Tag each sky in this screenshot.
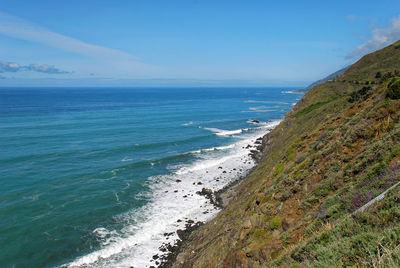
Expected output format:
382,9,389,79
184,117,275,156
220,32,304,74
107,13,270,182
0,0,399,87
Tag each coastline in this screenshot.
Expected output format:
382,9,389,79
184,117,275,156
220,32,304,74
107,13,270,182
156,130,273,268
61,119,286,268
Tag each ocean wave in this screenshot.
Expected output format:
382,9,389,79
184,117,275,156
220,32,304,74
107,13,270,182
189,144,235,154
202,127,243,136
246,119,278,126
281,90,304,94
121,157,133,162
182,121,193,126
248,106,276,112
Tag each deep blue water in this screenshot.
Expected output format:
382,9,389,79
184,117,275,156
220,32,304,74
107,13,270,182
0,87,302,268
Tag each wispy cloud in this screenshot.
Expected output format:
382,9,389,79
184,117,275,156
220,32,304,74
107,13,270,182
0,60,69,74
347,16,400,59
0,11,136,60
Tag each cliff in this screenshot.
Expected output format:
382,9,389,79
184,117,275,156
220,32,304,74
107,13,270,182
172,40,400,267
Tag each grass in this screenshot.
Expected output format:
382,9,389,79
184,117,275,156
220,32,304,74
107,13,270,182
293,101,331,118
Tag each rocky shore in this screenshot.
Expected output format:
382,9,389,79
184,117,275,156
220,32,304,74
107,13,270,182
149,129,272,268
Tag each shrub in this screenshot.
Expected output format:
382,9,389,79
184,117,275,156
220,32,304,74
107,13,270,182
269,216,282,230
387,77,400,99
348,86,372,103
253,227,267,240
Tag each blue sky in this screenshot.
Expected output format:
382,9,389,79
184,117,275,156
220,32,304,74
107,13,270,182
0,0,399,86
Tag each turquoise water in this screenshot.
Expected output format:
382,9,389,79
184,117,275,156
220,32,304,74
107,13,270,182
0,87,302,268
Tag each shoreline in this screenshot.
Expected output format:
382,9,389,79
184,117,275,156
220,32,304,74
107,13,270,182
156,133,271,268
62,121,280,268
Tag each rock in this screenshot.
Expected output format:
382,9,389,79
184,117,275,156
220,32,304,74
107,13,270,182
177,219,182,222
174,190,178,193
176,229,184,238
251,119,260,123
152,254,159,260
197,188,213,196
176,179,182,183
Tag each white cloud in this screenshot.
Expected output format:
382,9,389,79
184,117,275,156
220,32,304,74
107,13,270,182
0,60,69,74
0,60,20,72
347,16,400,59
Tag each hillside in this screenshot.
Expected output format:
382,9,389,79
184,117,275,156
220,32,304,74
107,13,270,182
299,66,349,93
172,40,400,267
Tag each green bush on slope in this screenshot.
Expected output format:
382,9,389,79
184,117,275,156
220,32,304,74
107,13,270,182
387,77,400,99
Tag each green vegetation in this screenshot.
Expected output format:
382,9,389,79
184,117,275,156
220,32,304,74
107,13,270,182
293,101,331,117
287,187,400,267
172,40,400,268
348,86,372,103
387,77,400,99
269,216,282,230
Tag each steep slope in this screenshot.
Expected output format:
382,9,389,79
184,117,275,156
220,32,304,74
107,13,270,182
172,40,400,267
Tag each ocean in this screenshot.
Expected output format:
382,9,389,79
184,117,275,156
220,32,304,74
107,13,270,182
0,87,302,268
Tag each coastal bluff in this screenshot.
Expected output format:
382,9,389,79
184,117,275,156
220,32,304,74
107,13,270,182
171,40,400,267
